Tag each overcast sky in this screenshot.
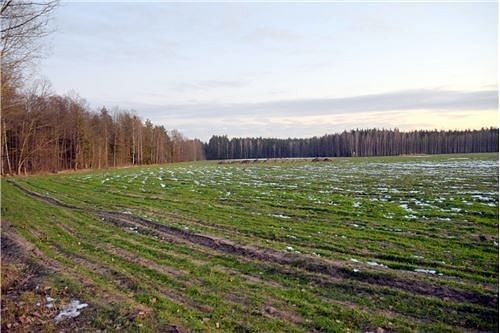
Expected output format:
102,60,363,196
40,2,497,141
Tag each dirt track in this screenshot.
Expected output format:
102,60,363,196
9,180,498,308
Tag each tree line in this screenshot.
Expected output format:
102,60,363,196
1,84,205,175
204,128,499,160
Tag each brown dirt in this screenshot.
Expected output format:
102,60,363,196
1,222,184,332
8,181,80,210
263,305,303,325
1,223,59,332
1,224,116,331
49,242,213,314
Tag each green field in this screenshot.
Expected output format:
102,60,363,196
1,153,498,332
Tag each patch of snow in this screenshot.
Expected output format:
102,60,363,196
400,203,414,212
126,226,138,233
415,268,436,274
367,261,387,268
54,299,88,323
272,214,291,219
471,195,493,202
45,296,55,308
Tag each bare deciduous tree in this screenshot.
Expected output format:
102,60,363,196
0,86,204,174
1,0,58,86
1,0,58,174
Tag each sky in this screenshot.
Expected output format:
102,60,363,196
39,1,498,141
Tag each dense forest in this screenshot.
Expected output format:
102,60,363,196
204,128,499,160
1,84,205,175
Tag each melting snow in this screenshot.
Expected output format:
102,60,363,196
54,299,88,323
415,269,436,275
273,214,291,219
471,195,493,202
367,261,387,268
126,226,138,233
46,296,55,308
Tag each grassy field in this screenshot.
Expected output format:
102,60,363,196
1,153,498,332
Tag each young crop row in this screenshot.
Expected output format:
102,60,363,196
1,153,498,332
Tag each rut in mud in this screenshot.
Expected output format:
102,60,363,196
10,180,498,308
2,221,188,332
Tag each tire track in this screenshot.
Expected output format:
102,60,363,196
10,180,498,309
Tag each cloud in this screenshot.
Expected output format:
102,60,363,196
133,88,498,120
101,88,496,140
348,15,397,34
168,80,249,92
243,27,302,43
54,3,186,62
147,109,498,141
